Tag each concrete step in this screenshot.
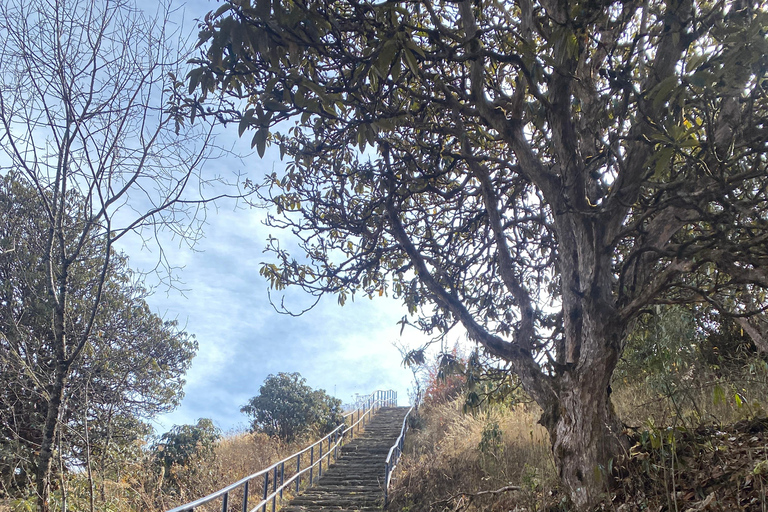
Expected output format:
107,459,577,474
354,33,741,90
281,406,410,511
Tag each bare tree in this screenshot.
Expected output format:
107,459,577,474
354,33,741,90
0,0,245,509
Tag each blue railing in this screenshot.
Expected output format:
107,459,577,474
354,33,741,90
383,392,420,507
166,389,397,512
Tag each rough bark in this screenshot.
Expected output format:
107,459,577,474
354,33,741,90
541,352,627,508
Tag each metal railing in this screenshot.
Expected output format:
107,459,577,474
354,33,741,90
166,389,397,512
383,393,420,507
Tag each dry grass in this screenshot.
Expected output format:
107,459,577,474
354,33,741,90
153,430,293,512
9,430,314,512
613,364,768,431
388,397,559,512
387,356,768,512
4,415,375,512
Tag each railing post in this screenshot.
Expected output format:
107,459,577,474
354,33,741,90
272,466,277,512
296,453,301,492
262,473,268,512
309,446,314,485
162,390,402,512
319,439,323,477
384,465,389,506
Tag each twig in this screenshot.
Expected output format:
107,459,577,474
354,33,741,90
432,484,522,511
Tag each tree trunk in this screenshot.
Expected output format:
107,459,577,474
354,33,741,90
540,346,628,509
36,362,66,512
37,287,69,512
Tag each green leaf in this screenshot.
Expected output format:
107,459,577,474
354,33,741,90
375,40,398,78
651,76,679,110
689,70,716,89
294,86,307,108
404,38,425,58
685,52,707,73
304,80,325,98
264,99,290,111
252,128,268,157
357,127,367,152
403,47,419,75
238,108,255,137
187,68,203,94
653,147,675,177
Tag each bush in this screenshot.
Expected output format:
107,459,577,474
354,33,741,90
241,373,343,442
614,305,768,428
154,419,220,475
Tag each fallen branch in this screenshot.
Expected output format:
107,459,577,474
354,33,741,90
432,484,522,512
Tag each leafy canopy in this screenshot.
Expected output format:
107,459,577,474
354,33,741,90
189,0,768,396
188,0,768,506
154,418,221,472
241,372,343,442
0,174,198,494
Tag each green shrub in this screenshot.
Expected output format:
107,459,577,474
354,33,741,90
241,373,343,442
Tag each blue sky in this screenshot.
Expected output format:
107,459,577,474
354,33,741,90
118,0,447,434
124,139,433,434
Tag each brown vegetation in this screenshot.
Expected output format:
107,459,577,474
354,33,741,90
1,430,307,512
387,341,768,512
388,398,559,512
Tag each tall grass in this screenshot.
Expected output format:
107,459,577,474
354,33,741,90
386,328,768,512
388,397,558,512
2,430,313,512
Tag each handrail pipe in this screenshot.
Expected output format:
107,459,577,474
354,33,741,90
383,393,421,507
165,389,397,512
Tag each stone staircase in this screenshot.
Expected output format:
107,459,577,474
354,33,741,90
281,406,410,512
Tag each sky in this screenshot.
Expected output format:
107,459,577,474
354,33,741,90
118,0,446,435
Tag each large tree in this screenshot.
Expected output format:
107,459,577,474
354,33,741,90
188,0,768,507
0,175,197,505
0,0,244,509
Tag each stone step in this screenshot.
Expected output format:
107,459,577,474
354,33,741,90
281,406,410,511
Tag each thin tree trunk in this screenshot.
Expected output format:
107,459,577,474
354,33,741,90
58,426,67,512
84,383,95,512
37,263,69,512
99,406,116,504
